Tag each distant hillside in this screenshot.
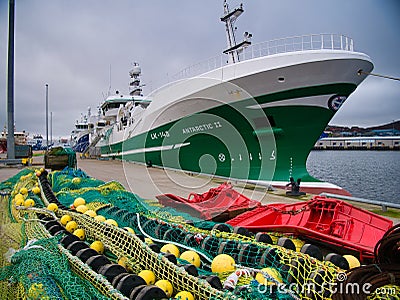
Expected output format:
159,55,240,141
368,120,400,131
326,120,400,136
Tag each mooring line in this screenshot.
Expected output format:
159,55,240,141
358,70,400,81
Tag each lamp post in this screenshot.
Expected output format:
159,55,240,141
6,0,15,159
50,111,53,147
45,84,49,149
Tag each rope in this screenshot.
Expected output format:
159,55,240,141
331,264,400,300
15,206,58,220
332,224,400,300
358,70,400,81
374,223,400,264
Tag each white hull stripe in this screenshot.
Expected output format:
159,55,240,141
246,94,333,110
101,142,190,157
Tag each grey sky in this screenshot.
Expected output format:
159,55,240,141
1,0,399,138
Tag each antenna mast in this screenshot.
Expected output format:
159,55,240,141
108,64,112,96
221,1,252,64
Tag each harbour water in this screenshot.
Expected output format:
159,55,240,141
307,150,400,204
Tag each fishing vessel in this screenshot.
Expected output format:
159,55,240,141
0,126,28,154
70,107,104,153
70,110,90,152
96,1,373,195
27,134,45,151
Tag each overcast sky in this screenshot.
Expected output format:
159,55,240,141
1,0,399,138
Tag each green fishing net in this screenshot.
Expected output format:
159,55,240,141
0,168,33,192
1,167,398,299
0,236,109,300
49,168,342,299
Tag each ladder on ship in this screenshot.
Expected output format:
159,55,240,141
81,134,102,158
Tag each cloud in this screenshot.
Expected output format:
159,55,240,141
1,0,399,138
331,77,400,127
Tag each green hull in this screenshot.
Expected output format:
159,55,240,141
100,83,356,185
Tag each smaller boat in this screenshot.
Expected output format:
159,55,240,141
27,134,45,151
156,182,261,222
0,126,29,154
0,139,5,154
70,107,103,153
227,195,393,261
70,110,91,152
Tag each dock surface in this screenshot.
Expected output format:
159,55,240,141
74,158,293,205
1,155,399,223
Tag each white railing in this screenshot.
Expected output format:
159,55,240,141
169,34,354,82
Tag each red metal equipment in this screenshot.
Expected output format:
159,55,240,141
227,195,393,261
156,182,261,221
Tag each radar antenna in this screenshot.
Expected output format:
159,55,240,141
129,62,144,96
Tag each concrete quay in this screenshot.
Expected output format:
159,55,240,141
1,155,399,224
0,156,297,204
74,158,296,205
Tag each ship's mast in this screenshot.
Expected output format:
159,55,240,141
221,0,252,64
129,62,143,96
